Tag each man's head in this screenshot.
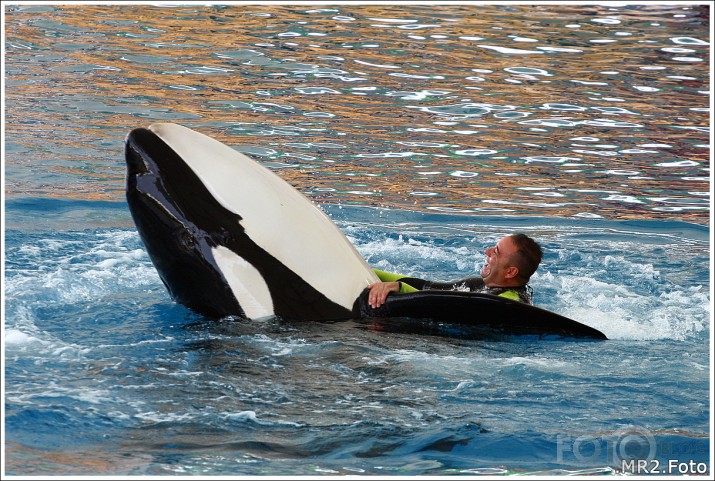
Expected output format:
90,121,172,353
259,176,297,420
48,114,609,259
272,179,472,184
480,233,543,287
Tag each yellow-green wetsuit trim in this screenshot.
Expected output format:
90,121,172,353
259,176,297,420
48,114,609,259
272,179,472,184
496,290,521,302
372,269,419,293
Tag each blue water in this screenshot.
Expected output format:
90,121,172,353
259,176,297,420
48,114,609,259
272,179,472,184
3,2,712,477
4,199,711,476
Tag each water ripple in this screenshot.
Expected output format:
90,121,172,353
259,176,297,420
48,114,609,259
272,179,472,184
3,3,709,226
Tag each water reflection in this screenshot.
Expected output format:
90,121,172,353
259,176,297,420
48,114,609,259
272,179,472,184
4,3,710,223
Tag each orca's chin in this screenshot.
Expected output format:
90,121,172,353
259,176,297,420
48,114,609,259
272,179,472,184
125,128,156,177
126,148,148,177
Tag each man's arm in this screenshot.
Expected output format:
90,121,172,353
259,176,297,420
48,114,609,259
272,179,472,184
372,269,421,293
368,269,421,308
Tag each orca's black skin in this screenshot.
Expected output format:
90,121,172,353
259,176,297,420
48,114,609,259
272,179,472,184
353,289,608,340
125,127,352,320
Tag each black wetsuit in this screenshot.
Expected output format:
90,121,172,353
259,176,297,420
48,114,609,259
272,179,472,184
373,269,533,304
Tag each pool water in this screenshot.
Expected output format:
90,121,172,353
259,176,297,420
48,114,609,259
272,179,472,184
3,3,711,476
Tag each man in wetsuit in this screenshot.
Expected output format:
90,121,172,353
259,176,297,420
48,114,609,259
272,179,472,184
367,233,543,308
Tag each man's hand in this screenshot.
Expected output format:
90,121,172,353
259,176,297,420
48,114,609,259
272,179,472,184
367,281,400,308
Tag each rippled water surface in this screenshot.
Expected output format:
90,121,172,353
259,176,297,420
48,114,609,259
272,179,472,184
4,2,710,221
2,2,712,477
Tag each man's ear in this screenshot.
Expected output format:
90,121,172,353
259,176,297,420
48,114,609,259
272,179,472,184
505,266,520,280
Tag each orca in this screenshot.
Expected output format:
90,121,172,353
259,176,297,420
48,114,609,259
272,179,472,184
125,123,378,320
125,123,607,340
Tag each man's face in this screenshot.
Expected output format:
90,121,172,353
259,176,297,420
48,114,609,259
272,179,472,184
480,236,519,286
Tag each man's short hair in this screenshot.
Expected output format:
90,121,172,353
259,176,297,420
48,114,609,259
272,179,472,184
509,233,543,282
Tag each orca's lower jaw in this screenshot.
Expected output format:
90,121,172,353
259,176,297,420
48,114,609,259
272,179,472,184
124,130,245,319
125,147,148,180
125,128,158,177
127,188,245,319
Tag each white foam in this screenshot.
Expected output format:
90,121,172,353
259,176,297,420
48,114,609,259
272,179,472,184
4,328,39,346
134,411,196,423
501,356,569,370
353,232,484,278
3,307,52,353
226,410,259,422
6,230,160,307
552,276,709,341
5,230,169,364
223,410,303,427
